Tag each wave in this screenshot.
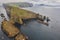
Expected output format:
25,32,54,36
26,0,60,7
34,4,60,7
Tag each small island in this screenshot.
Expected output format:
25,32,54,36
1,4,50,40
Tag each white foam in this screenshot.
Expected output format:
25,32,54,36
0,6,9,21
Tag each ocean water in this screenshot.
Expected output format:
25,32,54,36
0,6,60,40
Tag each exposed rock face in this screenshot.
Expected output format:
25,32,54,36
1,20,20,37
15,33,28,40
1,19,28,40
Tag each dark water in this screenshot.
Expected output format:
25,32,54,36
0,6,60,40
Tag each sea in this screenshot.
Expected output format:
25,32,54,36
0,6,60,40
